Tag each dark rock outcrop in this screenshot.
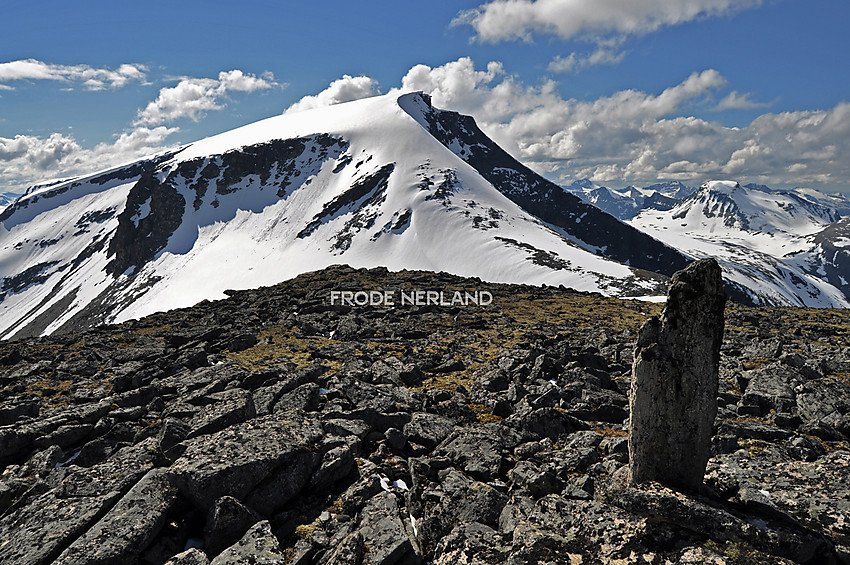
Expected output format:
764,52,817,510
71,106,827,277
629,258,726,491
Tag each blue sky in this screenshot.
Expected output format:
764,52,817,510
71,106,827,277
2,0,850,194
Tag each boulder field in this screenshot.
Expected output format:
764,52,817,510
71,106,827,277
0,265,849,564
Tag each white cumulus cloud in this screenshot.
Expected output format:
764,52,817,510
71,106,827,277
393,57,850,190
1,67,279,192
0,59,147,90
454,0,763,43
0,127,180,193
5,57,849,196
0,133,82,170
548,45,626,73
284,75,381,114
136,70,279,125
713,90,772,111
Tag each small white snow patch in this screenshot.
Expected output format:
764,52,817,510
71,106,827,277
393,479,409,491
130,198,151,227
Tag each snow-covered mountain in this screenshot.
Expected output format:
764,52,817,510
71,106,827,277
744,184,850,218
0,92,690,339
565,180,695,220
0,192,19,213
630,180,850,307
785,218,850,301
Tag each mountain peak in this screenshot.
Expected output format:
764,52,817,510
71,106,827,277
0,93,686,338
701,180,741,196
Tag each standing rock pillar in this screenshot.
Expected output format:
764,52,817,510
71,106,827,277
628,258,726,491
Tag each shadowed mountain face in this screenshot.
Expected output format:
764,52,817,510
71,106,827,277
0,265,847,563
0,92,686,339
407,96,690,277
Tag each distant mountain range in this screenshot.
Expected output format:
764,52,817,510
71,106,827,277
564,178,850,222
629,180,850,307
0,191,20,212
564,179,696,220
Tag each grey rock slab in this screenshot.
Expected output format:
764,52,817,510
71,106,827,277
0,438,160,565
740,368,799,415
418,467,507,556
433,424,520,482
338,461,384,515
385,426,407,451
617,483,836,563
210,520,287,564
187,387,256,439
53,468,177,564
717,419,793,442
507,460,561,498
796,377,850,423
785,435,826,462
164,548,211,565
272,382,320,415
358,491,420,565
706,450,850,555
432,522,509,565
0,490,124,565
0,400,111,466
243,448,321,516
204,495,261,556
507,406,588,442
403,412,454,450
33,422,93,449
322,417,371,440
317,530,364,565
0,398,40,426
309,443,356,489
167,413,323,509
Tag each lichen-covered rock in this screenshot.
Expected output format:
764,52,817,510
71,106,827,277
358,491,421,565
210,520,287,564
0,265,847,564
432,522,509,565
164,548,211,565
629,258,726,491
187,388,256,438
616,482,837,563
53,468,177,564
204,495,261,557
0,438,161,565
167,413,322,510
404,412,454,450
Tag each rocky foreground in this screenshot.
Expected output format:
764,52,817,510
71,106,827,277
1,265,849,564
